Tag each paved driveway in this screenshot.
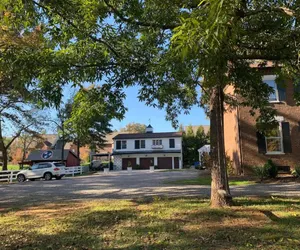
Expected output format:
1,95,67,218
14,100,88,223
1,170,300,207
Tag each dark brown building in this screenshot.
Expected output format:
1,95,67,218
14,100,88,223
224,66,300,174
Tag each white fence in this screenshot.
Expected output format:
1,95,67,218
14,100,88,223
0,171,20,183
0,166,89,183
64,166,89,176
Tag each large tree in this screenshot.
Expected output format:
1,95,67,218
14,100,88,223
120,123,147,133
2,0,300,207
0,91,44,170
183,125,208,166
65,85,126,158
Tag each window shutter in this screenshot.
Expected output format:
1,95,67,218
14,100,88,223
282,122,292,153
277,85,286,101
135,140,140,149
256,131,266,154
116,141,121,150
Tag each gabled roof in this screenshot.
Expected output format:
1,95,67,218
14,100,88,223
26,150,79,161
113,132,183,140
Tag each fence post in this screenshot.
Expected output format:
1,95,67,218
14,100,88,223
9,171,13,183
80,166,83,175
72,168,75,177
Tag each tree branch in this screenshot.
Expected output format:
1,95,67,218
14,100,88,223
5,123,34,150
103,0,179,30
242,6,297,18
32,0,120,58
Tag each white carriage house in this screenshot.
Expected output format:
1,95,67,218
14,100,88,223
112,125,183,170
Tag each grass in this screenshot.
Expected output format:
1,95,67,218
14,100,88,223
0,165,20,171
165,177,257,186
0,197,300,249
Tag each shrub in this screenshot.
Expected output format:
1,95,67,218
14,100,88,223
253,160,278,180
154,165,158,169
264,159,278,178
135,164,140,169
226,155,235,176
253,166,269,181
292,166,300,178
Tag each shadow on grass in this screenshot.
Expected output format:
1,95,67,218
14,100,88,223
1,197,300,250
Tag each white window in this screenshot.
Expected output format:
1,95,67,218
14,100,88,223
121,140,127,149
152,139,162,146
265,124,283,153
263,75,278,102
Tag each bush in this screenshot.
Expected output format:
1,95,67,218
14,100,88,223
265,160,278,178
226,155,235,176
253,166,269,181
135,164,140,169
253,160,278,180
292,166,300,178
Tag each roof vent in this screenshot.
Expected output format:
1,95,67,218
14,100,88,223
146,124,153,133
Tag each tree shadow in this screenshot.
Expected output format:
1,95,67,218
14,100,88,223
1,197,300,249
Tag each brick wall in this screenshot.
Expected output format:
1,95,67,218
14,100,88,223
224,86,242,173
239,78,300,170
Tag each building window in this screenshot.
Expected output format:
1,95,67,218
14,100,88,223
116,141,121,150
152,139,162,146
265,124,283,153
135,140,146,149
263,75,287,102
135,140,140,149
265,80,278,101
121,140,127,149
169,139,175,148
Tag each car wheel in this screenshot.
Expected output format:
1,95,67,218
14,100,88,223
17,174,26,183
44,172,52,181
55,176,62,180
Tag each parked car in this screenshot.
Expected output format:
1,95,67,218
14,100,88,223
17,162,66,182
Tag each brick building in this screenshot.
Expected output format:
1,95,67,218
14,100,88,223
224,65,300,174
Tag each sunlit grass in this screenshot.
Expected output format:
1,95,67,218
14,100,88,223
0,165,20,171
165,177,256,186
1,197,300,249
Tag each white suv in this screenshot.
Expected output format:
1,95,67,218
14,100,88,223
17,162,66,182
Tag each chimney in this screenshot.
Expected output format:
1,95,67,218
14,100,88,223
146,124,153,133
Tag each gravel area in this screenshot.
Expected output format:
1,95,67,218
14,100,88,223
1,169,300,207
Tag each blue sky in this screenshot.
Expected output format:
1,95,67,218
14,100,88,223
3,84,209,137
109,86,209,132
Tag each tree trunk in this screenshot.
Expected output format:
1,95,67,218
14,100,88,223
0,118,7,170
2,147,8,171
210,86,232,207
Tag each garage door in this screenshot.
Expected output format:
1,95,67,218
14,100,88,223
140,158,154,169
158,157,172,169
122,158,136,170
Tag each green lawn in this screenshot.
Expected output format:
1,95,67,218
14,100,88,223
0,165,20,171
0,197,300,249
166,177,257,186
